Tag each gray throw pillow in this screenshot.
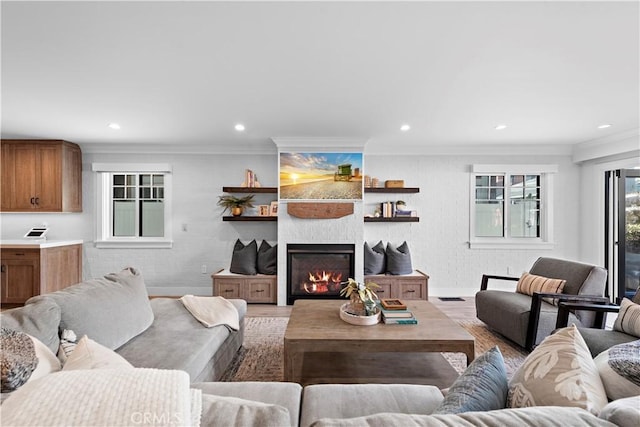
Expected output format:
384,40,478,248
32,267,154,351
364,241,385,275
385,241,412,275
257,241,277,275
0,298,61,355
1,328,38,392
230,239,258,275
434,346,508,414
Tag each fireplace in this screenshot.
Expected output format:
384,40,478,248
287,243,355,305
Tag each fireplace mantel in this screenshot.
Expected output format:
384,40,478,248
287,202,354,219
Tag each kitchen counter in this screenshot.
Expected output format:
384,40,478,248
1,241,83,304
0,239,83,249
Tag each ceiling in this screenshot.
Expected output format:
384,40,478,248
1,1,638,154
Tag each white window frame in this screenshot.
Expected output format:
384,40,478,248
469,164,557,250
92,163,173,248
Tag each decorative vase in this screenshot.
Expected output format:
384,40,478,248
231,207,243,216
349,293,365,315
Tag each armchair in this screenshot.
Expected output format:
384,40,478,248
555,287,640,357
476,257,608,351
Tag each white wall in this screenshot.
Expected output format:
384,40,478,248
3,147,629,299
1,152,278,295
365,153,582,297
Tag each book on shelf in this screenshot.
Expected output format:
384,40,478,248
395,209,417,217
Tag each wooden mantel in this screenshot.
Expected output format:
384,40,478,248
287,202,354,219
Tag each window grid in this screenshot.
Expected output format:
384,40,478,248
474,173,541,239
111,173,165,238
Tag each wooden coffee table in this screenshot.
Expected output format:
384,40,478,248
284,299,475,385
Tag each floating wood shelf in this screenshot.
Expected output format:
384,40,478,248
223,216,277,221
364,187,420,193
364,217,419,222
222,187,277,193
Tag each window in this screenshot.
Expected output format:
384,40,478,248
470,164,556,249
93,163,172,248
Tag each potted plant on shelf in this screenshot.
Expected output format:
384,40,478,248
217,194,255,216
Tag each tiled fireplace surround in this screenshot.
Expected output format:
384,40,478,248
274,138,366,306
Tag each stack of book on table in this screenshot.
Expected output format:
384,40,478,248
378,299,418,324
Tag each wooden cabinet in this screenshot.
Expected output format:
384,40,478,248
364,270,429,300
0,243,82,304
212,269,277,303
1,140,82,212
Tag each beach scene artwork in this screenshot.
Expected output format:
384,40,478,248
279,152,363,200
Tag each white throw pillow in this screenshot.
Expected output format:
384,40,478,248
27,334,61,382
508,325,608,415
62,336,133,371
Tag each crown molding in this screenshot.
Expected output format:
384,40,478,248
364,143,573,156
572,128,640,163
80,141,277,155
271,137,369,151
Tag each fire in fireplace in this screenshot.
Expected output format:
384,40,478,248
287,243,355,304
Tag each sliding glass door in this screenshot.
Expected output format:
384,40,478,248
606,169,640,302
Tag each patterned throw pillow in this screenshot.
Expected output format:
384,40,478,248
508,325,607,415
613,298,640,338
594,339,640,400
364,241,385,275
434,346,508,414
1,328,38,392
230,239,258,275
516,272,566,305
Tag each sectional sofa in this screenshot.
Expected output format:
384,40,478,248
1,267,246,382
1,268,638,426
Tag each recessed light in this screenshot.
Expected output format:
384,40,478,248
235,123,245,132
108,123,121,130
597,124,612,129
494,124,507,130
400,124,411,132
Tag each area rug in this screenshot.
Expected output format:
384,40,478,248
220,317,528,382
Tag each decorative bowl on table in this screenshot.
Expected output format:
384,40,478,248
339,303,381,326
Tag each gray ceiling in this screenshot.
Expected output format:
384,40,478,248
1,1,638,153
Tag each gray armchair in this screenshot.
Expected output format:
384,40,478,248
476,257,608,351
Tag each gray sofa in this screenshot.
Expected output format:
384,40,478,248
0,267,246,382
2,267,637,426
556,287,640,357
191,382,638,426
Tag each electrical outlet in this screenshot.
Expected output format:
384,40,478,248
507,266,513,275
201,264,207,274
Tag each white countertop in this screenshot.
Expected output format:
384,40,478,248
0,239,83,249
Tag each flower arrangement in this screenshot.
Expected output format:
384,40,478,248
340,278,380,315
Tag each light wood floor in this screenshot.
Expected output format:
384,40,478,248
246,297,477,321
